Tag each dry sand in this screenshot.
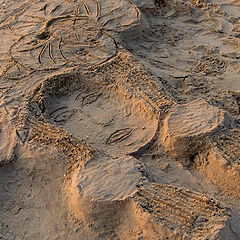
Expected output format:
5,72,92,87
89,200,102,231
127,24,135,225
0,0,240,239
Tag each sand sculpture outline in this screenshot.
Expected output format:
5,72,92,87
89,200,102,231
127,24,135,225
0,0,240,239
24,53,237,239
1,0,140,77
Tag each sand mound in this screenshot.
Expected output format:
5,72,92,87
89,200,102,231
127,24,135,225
67,154,141,238
161,99,233,157
76,155,141,201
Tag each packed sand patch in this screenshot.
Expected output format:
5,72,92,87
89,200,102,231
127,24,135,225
76,155,141,201
67,155,141,238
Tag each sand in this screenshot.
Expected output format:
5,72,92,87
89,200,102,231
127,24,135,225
0,0,240,239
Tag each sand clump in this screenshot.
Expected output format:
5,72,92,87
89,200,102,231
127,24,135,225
161,99,233,157
0,0,240,239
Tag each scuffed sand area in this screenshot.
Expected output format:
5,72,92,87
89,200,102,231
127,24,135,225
0,0,240,239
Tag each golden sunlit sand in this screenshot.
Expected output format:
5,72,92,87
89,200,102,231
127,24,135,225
0,0,240,239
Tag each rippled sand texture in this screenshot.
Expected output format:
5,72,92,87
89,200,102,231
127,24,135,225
0,0,240,239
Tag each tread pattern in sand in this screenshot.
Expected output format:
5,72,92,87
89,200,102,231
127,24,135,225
195,129,240,197
134,183,232,239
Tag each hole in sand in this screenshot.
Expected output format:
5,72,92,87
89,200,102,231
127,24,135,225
35,31,50,40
